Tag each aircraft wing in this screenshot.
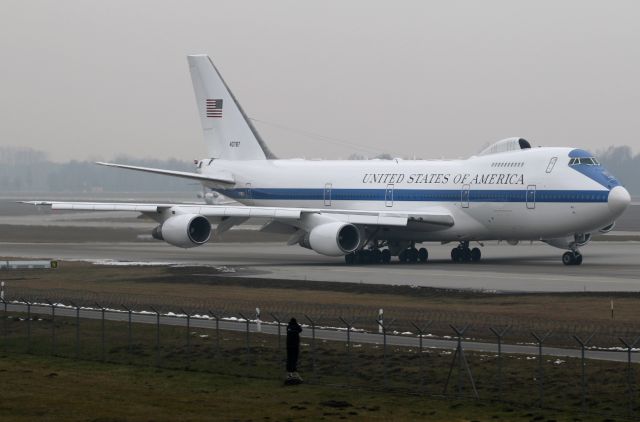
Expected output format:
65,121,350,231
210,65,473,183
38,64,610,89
21,201,454,227
95,162,235,186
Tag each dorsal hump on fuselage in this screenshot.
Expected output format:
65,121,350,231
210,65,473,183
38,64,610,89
478,137,532,156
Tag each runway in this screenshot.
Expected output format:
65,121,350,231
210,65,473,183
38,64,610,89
2,240,640,293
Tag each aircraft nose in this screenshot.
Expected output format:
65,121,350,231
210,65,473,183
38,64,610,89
608,186,631,217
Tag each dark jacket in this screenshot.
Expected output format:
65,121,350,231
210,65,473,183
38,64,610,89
286,319,302,348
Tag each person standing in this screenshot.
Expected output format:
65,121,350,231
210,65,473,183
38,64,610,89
285,317,303,383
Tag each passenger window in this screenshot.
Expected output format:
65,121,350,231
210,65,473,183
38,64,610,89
546,157,558,173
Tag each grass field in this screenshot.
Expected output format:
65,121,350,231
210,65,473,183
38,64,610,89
3,261,640,348
1,306,638,420
1,262,640,420
3,353,611,422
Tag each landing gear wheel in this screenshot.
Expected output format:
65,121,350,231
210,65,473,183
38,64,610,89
562,251,575,265
575,253,583,265
398,250,408,263
345,253,355,265
418,248,428,263
381,249,391,264
470,247,481,262
408,248,419,263
373,249,383,264
451,248,463,263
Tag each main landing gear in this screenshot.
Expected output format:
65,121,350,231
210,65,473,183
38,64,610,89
562,250,583,266
344,242,429,265
398,247,429,264
450,242,482,263
344,248,392,265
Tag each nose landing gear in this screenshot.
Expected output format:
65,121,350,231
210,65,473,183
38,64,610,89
562,251,583,265
450,242,482,263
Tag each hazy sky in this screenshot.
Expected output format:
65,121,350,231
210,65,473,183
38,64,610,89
1,0,639,162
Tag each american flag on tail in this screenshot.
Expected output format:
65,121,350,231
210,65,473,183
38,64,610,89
206,99,223,118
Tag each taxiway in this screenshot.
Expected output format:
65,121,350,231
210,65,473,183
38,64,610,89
2,241,639,293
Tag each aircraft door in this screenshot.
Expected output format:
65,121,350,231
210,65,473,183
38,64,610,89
461,184,470,208
526,185,536,209
385,184,394,207
245,183,253,205
324,183,332,206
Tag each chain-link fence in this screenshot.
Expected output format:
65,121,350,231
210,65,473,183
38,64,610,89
1,298,639,420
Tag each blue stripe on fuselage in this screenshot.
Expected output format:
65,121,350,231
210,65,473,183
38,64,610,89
220,188,608,203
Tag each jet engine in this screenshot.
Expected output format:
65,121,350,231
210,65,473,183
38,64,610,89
542,233,592,250
152,214,211,248
299,222,360,256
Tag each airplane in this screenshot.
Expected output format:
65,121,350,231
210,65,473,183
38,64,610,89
25,54,631,266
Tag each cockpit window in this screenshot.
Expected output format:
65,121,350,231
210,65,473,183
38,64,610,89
569,157,599,166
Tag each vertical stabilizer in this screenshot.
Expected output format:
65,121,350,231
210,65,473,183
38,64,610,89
188,54,275,160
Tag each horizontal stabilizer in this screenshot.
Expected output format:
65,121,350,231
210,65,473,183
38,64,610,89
96,162,235,186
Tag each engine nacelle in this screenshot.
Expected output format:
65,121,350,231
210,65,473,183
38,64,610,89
542,233,592,250
599,222,615,234
300,222,360,256
152,214,211,248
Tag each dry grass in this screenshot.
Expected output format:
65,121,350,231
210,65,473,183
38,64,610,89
2,353,603,422
1,311,634,422
3,261,640,347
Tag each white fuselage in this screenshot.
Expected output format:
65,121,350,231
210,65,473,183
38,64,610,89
198,147,627,243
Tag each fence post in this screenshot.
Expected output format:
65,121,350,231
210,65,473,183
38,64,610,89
208,311,220,356
411,321,433,393
270,313,282,352
45,299,56,356
70,301,80,359
122,305,133,355
304,314,317,382
180,308,191,368
20,298,31,354
238,312,251,369
270,312,283,370
531,331,552,408
150,306,160,367
339,317,357,386
572,332,595,414
489,325,511,401
619,336,640,419
1,299,7,352
443,324,478,398
377,318,395,389
95,302,106,362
